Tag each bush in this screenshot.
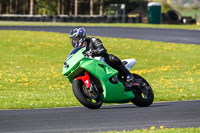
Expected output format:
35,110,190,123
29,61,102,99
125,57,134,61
161,2,173,13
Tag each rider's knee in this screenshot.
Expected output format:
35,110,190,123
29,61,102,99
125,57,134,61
109,54,121,64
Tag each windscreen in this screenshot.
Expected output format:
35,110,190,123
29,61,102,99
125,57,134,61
66,47,82,62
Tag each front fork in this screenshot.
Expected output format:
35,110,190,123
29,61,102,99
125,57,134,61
75,71,91,88
75,71,99,100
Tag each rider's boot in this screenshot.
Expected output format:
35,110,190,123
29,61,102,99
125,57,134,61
126,74,134,83
125,74,134,87
126,74,139,87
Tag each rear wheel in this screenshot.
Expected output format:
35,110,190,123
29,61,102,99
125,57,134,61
72,79,102,109
131,74,154,107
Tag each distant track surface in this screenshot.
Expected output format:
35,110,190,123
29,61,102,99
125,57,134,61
0,26,200,44
0,101,200,133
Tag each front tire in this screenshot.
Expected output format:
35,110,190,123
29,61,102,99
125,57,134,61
72,79,102,109
131,74,154,107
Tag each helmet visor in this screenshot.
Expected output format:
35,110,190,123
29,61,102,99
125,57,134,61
71,36,81,44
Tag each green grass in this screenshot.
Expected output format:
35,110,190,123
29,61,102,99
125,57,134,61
0,21,200,30
0,30,200,109
179,9,200,19
97,127,200,133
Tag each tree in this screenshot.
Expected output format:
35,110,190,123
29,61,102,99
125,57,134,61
30,0,34,15
74,0,78,16
15,0,19,14
0,2,2,14
23,0,29,14
57,0,60,15
99,0,103,16
61,0,65,15
90,0,93,16
35,0,57,15
9,0,13,13
69,0,73,16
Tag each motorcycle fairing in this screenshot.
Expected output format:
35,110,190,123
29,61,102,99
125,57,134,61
63,47,135,103
79,58,135,103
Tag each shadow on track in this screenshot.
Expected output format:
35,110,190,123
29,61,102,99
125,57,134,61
100,104,170,110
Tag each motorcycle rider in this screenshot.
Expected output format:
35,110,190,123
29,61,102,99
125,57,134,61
69,27,134,85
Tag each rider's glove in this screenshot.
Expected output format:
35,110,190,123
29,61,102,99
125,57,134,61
85,50,98,57
91,50,98,56
85,50,93,57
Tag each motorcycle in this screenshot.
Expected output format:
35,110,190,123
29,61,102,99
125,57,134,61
63,47,154,109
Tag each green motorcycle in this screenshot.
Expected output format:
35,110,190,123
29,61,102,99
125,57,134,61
63,47,154,109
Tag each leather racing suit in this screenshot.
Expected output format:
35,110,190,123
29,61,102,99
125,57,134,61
84,37,131,78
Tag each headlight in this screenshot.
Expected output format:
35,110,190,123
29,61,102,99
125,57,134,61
64,62,69,68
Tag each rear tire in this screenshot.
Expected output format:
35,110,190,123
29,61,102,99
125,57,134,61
131,74,154,107
72,79,102,109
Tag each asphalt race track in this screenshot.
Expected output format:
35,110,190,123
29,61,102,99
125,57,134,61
0,26,200,44
0,101,200,133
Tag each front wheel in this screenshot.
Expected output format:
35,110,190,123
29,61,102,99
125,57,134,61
72,79,102,109
131,74,154,107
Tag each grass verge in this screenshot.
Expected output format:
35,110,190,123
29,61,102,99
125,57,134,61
97,127,200,133
0,30,199,109
0,21,200,30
